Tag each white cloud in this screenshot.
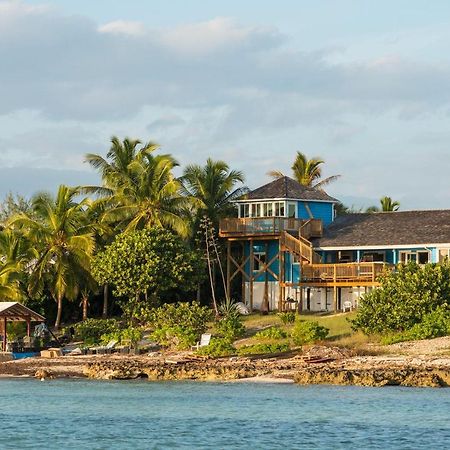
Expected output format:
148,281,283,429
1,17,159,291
99,20,146,37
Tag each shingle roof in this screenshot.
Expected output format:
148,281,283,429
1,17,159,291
313,210,450,248
244,176,339,202
0,302,45,321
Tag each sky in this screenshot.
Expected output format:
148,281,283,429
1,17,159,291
1,0,450,209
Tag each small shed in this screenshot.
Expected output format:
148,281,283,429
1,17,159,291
0,302,45,351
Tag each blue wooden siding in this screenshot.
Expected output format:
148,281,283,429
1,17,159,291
297,201,334,226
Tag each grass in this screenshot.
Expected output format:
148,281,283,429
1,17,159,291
242,311,356,339
240,311,386,354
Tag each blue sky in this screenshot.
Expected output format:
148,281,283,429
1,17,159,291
1,0,450,209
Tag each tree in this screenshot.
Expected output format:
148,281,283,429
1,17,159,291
182,158,246,229
380,196,400,212
85,136,193,237
8,185,96,329
0,193,32,226
352,262,450,334
91,228,204,318
365,196,400,213
268,151,340,188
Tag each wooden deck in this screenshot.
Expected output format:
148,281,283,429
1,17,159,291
219,217,322,238
295,262,393,287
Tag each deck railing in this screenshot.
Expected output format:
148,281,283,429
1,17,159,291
219,217,323,237
301,262,392,284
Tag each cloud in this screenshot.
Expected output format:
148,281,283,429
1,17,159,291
98,20,146,37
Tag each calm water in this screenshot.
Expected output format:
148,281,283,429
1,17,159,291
0,379,449,449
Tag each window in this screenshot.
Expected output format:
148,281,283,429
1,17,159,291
287,202,296,218
362,251,385,262
400,251,430,264
239,204,250,218
253,251,266,272
263,202,273,217
250,203,261,217
274,201,285,217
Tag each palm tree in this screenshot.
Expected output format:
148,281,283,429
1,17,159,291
84,136,158,196
268,151,340,189
380,196,400,212
0,229,36,301
366,196,400,213
102,152,194,236
8,185,96,329
181,158,246,228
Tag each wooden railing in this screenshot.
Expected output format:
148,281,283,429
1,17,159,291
219,217,306,236
299,219,323,239
301,262,392,284
280,231,312,262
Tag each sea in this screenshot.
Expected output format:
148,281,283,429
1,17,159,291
0,379,449,449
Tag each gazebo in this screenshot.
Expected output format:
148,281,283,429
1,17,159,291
0,302,45,351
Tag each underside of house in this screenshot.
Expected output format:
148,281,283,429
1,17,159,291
219,176,450,313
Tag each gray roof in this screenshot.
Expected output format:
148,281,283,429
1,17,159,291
244,176,339,203
313,210,450,248
0,302,45,321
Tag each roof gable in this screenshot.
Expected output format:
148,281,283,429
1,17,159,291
313,210,450,248
244,176,338,203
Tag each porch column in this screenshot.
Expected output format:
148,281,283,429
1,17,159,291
393,250,397,265
357,250,361,262
249,239,254,312
2,317,6,352
27,318,31,337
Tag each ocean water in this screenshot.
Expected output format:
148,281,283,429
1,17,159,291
0,379,449,449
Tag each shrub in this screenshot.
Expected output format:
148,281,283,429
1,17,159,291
151,326,198,350
73,318,120,345
278,312,296,324
147,302,213,336
237,342,290,356
197,337,236,358
353,262,450,334
215,316,246,341
100,327,143,346
381,307,450,344
291,321,329,346
255,326,287,339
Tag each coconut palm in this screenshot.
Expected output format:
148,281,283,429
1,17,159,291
102,152,195,237
181,158,247,228
268,151,340,189
84,136,158,196
8,185,96,329
380,196,400,212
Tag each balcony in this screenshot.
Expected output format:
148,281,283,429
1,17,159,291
299,262,393,286
219,217,322,238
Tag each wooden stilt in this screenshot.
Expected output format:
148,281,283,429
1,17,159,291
249,239,254,312
261,242,269,314
333,285,338,313
241,242,246,306
278,247,284,311
226,241,231,302
26,318,31,337
3,317,6,352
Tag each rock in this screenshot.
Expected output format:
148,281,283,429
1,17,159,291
35,369,53,380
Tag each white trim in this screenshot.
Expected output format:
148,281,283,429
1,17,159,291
235,197,338,204
315,243,450,251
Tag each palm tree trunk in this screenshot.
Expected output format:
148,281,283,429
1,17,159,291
82,294,89,321
55,294,63,329
102,284,108,318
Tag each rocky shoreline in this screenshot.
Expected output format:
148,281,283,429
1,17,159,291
1,347,450,388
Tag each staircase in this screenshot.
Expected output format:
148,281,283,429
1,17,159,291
279,230,321,264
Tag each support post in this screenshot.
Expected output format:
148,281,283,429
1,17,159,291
261,242,270,314
226,240,231,302
249,239,254,312
278,248,285,311
241,242,246,306
3,317,6,352
333,285,338,313
26,318,31,337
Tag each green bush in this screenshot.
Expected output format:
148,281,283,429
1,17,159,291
291,321,329,346
197,337,236,358
255,326,287,339
151,326,198,350
73,318,120,345
278,312,296,324
147,302,213,336
237,342,290,356
381,307,450,344
353,262,450,334
100,327,143,346
215,316,246,341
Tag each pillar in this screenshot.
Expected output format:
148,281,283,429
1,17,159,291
3,317,6,352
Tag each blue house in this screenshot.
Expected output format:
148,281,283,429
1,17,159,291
219,176,450,313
